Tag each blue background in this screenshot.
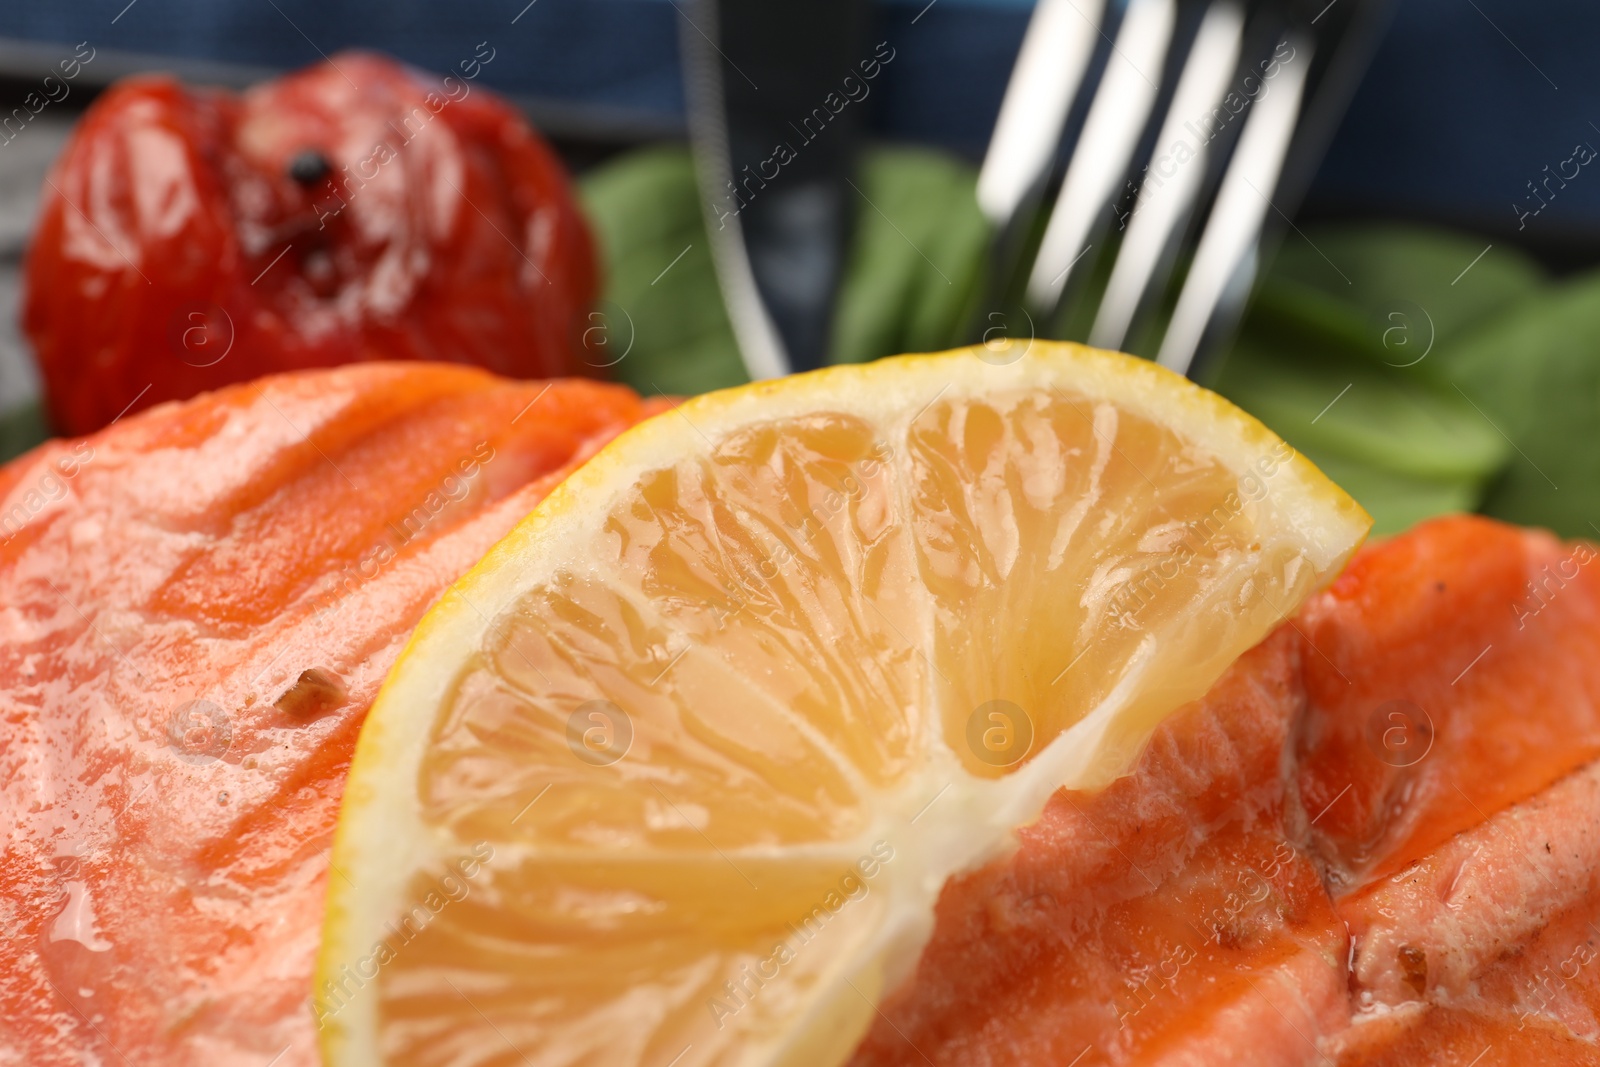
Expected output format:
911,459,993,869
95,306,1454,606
2,0,1597,251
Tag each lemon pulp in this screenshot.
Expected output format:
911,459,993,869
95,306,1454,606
318,343,1369,1067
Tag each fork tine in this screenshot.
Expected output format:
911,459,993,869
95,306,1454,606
976,0,1106,229
1024,0,1177,315
1155,29,1312,374
1087,1,1246,353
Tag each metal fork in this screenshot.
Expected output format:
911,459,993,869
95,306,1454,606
973,0,1393,379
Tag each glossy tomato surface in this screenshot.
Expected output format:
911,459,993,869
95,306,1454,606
24,51,598,436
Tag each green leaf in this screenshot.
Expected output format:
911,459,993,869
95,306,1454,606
578,147,747,397
1206,225,1556,534
1267,224,1545,349
1213,278,1509,533
0,400,49,464
1300,448,1484,536
578,144,988,395
1421,268,1600,539
829,147,988,363
1217,328,1505,482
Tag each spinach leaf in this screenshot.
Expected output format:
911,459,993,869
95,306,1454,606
0,400,47,464
1214,260,1510,533
829,147,988,363
579,147,747,397
1421,269,1600,538
1268,224,1545,348
580,145,988,395
1217,308,1505,484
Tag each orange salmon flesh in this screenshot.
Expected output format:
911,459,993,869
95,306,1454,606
0,365,1595,1066
852,514,1600,1066
0,364,661,1064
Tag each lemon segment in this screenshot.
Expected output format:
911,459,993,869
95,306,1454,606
318,342,1369,1067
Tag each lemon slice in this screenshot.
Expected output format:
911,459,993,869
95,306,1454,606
317,342,1369,1066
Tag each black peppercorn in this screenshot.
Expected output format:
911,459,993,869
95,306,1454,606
287,148,332,184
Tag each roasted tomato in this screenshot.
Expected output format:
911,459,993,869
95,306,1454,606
23,51,598,436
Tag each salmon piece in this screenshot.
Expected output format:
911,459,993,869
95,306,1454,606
1293,516,1600,1063
1336,1004,1600,1067
1333,894,1600,1066
1294,515,1600,888
8,397,1600,1067
851,515,1600,1067
1339,758,1600,1008
848,630,1352,1066
0,365,654,1065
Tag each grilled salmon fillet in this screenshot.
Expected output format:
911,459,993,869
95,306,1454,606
1,361,1594,1067
0,365,657,1065
853,516,1600,1066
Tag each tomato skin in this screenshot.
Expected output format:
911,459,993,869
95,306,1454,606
23,51,599,436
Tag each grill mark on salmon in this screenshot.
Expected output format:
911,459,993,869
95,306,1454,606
0,365,654,1066
1343,758,1600,1007
1332,893,1600,1064
856,516,1600,1066
1295,517,1600,890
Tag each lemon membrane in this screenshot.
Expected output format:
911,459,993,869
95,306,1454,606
318,342,1370,1067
